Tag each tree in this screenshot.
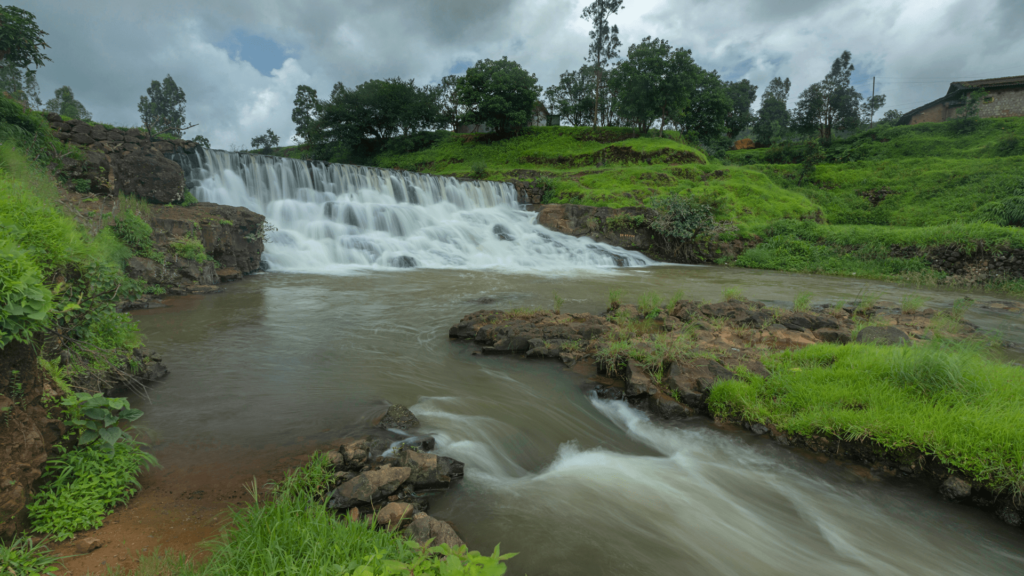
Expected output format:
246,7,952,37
580,0,623,128
752,77,791,146
608,37,698,135
251,129,280,154
192,134,211,148
323,77,440,143
792,51,863,141
722,79,757,137
0,6,50,70
675,68,731,144
291,84,320,143
138,75,192,138
44,85,90,120
544,65,596,127
0,62,39,107
949,89,986,134
878,109,903,126
437,74,466,130
860,94,886,127
455,57,541,135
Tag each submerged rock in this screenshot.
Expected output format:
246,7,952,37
379,405,420,430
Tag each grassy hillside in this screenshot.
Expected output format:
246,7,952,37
374,119,1024,293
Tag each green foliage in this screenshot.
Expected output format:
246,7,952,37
218,219,233,226
169,235,211,264
792,51,864,140
900,294,926,314
0,535,62,576
62,392,144,450
111,210,154,255
544,65,597,127
192,455,514,576
949,90,986,135
250,129,280,154
649,195,715,242
470,160,487,178
552,291,564,313
608,36,699,135
793,292,813,312
192,134,211,148
723,79,758,137
43,85,90,121
456,57,541,135
138,75,188,138
0,241,52,347
180,190,198,207
668,288,686,309
708,341,1024,497
0,5,51,70
637,291,662,318
28,439,157,541
721,287,743,301
608,288,624,309
753,77,792,146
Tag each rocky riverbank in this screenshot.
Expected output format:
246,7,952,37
449,295,1024,529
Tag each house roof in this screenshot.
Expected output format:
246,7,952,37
899,75,1024,125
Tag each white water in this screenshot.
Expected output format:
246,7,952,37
174,149,652,273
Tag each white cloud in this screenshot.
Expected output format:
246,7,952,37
24,0,1024,148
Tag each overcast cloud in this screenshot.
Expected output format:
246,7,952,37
22,0,1024,148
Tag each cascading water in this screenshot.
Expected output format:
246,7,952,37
174,149,652,273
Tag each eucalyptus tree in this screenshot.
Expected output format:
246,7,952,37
580,0,624,128
138,75,192,138
44,85,90,120
722,79,758,137
792,51,863,140
752,77,791,146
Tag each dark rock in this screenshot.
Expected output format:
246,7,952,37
398,449,464,488
526,338,563,358
855,326,910,345
997,505,1022,527
594,385,625,400
339,437,370,467
389,255,417,268
492,224,515,241
624,360,658,397
216,267,243,282
376,502,415,531
46,112,62,122
70,132,96,146
814,328,852,344
939,476,972,500
646,393,693,420
664,360,736,407
328,466,411,509
379,405,419,430
403,512,466,549
749,423,769,435
112,154,184,204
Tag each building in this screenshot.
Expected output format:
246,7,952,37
455,102,554,133
899,75,1024,125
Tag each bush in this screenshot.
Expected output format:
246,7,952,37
169,236,211,263
649,195,715,242
470,160,487,178
111,210,154,255
0,241,52,347
180,190,198,207
27,439,157,541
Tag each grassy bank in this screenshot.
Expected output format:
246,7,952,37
708,341,1024,497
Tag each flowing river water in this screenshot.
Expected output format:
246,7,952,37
130,151,1024,575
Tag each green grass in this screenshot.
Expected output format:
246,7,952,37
0,535,63,575
708,341,1024,496
27,439,157,541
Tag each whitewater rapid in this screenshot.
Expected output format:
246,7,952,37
174,149,652,274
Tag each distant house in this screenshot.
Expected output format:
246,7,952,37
899,75,1024,125
455,101,553,133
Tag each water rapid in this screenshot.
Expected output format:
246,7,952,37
174,149,651,273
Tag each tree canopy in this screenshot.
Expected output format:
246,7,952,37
0,62,39,107
456,57,541,135
44,85,90,120
792,51,863,140
251,129,280,154
0,5,50,70
723,79,758,137
580,0,623,128
544,65,596,127
675,68,731,144
752,77,791,146
608,37,698,135
138,75,189,138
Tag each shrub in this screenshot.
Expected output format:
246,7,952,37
552,291,564,313
169,236,211,264
111,210,154,255
470,160,487,178
722,287,743,301
649,195,715,243
0,241,52,347
793,292,813,312
180,190,198,207
28,439,157,541
608,288,625,309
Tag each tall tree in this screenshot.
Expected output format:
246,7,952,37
437,74,467,131
544,65,596,127
0,62,39,107
291,84,320,144
676,68,731,144
0,5,50,70
608,37,698,135
860,93,886,127
138,75,190,138
251,129,280,154
792,50,863,140
455,57,541,135
878,109,903,126
722,79,757,137
44,85,90,120
580,0,623,128
752,76,791,146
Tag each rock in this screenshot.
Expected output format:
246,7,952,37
403,513,466,550
664,360,736,407
624,360,658,397
814,328,851,344
492,224,515,241
325,450,346,469
46,112,62,122
338,437,370,467
749,422,769,435
646,393,693,420
399,448,465,488
855,326,910,345
347,507,360,522
376,502,415,531
379,405,419,430
75,537,103,554
111,153,184,204
939,476,972,500
70,132,96,146
327,466,412,509
216,266,243,282
997,505,1022,527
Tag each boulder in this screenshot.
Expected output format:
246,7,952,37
855,326,909,345
111,153,184,204
814,328,851,344
379,405,419,430
376,502,415,531
327,466,411,509
338,437,370,467
216,267,243,282
398,449,464,488
664,360,735,407
645,393,693,420
74,537,103,554
403,513,466,549
939,476,972,500
623,360,658,397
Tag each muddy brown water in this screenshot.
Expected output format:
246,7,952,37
129,265,1024,575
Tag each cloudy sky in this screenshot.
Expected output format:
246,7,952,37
24,0,1024,149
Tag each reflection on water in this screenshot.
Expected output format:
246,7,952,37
133,265,1024,575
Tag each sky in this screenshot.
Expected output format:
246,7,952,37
22,0,1024,149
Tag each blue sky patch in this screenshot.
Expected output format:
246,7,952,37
217,30,290,76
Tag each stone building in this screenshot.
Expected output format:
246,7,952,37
899,76,1024,125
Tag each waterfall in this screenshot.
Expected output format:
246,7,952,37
173,149,653,273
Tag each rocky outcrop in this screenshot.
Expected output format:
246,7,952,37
0,343,65,539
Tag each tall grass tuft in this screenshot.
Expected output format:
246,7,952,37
721,287,743,302
793,292,813,312
608,288,625,310
900,294,926,314
637,291,663,318
552,291,564,314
